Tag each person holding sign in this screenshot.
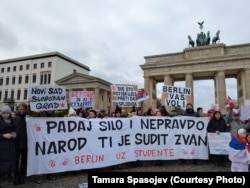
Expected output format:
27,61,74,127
145,106,154,116
114,106,122,117
154,110,165,166
159,105,170,117
27,99,70,184
179,103,199,165
197,107,206,117
207,110,230,167
87,109,97,119
182,103,198,117
170,109,177,117
77,107,88,118
97,109,107,119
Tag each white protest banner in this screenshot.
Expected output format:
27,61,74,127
162,85,191,108
245,100,250,106
207,132,231,155
28,85,68,111
110,84,138,107
26,116,209,176
70,91,94,108
210,104,219,111
240,105,250,121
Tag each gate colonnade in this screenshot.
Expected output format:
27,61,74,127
140,43,250,114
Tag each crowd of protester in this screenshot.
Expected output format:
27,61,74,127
1,100,250,187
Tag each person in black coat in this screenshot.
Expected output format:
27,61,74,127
0,105,18,187
182,103,198,117
159,105,170,116
14,102,28,185
207,110,230,166
179,103,199,165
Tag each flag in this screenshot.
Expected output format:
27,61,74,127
228,136,250,172
136,89,149,102
225,96,234,108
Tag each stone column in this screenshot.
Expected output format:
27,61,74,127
185,73,193,105
103,90,108,110
164,75,173,85
149,77,154,107
236,71,243,107
150,78,157,110
143,76,156,111
244,69,250,100
215,71,226,113
238,69,250,107
143,76,150,112
94,87,100,109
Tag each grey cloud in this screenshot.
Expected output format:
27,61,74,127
0,0,249,112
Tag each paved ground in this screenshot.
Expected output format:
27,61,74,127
0,160,231,188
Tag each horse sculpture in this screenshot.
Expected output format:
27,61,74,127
188,35,195,47
196,32,207,46
212,30,220,44
206,31,210,45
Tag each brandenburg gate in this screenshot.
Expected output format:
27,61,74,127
140,43,250,113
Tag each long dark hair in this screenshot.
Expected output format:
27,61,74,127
210,110,221,120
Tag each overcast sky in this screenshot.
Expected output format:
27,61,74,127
1,0,250,112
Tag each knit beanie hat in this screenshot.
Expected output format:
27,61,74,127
238,128,246,135
1,105,11,114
